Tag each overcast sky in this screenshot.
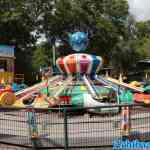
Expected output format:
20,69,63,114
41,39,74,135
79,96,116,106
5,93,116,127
128,0,150,21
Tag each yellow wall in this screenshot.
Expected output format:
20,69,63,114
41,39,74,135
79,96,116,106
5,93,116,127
0,72,14,84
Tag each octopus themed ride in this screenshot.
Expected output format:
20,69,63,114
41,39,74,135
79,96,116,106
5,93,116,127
0,32,149,113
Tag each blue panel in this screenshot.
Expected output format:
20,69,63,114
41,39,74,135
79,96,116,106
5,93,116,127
91,55,100,74
0,45,14,57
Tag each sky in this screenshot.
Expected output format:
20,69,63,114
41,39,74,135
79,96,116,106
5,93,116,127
128,0,150,21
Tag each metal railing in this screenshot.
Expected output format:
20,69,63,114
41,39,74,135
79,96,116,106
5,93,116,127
0,104,149,149
15,74,24,83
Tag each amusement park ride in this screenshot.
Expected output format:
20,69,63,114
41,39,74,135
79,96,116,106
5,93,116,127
0,32,149,113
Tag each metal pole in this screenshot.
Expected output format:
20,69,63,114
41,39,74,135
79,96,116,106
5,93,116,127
27,107,42,149
52,45,56,67
46,78,49,96
64,108,69,150
128,106,131,135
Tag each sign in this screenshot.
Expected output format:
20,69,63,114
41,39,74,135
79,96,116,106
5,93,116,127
0,45,14,57
113,139,150,149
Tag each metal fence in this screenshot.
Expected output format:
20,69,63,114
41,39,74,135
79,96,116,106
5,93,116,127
0,104,149,149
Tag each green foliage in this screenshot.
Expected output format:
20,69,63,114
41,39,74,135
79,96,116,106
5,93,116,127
0,0,35,46
136,21,150,39
111,40,140,74
42,0,129,58
0,0,37,83
135,37,150,58
32,43,52,70
33,47,48,69
134,21,150,59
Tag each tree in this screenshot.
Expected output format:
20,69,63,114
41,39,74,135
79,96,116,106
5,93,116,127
40,0,130,57
32,43,53,70
0,0,37,84
135,37,150,58
0,0,35,47
136,21,150,39
134,21,150,59
27,0,135,74
110,39,140,75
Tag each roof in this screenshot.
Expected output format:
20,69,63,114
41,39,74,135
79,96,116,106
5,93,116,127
138,59,150,63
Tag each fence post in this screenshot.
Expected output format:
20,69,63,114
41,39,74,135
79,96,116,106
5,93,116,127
64,108,69,150
121,106,131,139
27,107,42,149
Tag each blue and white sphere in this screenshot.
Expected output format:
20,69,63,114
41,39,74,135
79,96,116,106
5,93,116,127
69,32,88,52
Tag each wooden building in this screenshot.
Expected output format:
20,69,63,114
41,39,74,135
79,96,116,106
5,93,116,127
0,45,15,84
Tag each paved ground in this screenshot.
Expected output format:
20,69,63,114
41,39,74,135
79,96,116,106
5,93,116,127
0,144,31,150
0,144,112,150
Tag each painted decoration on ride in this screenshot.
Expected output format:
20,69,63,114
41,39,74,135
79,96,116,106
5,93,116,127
121,106,130,136
134,93,150,104
56,53,102,75
69,32,88,52
0,45,14,57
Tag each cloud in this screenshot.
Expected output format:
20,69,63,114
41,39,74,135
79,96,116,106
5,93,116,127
128,0,150,21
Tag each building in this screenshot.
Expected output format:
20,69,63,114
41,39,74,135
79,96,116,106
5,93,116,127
137,59,150,80
0,45,15,84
